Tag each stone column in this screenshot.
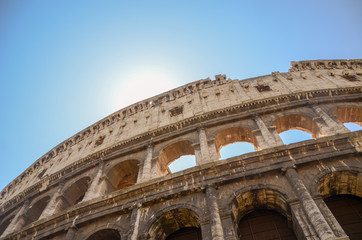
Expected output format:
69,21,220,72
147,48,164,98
283,167,335,240
315,197,348,239
141,145,153,182
198,128,217,163
128,204,142,240
82,162,105,202
253,116,283,149
136,163,144,183
312,105,349,137
193,144,204,166
65,224,77,240
207,139,219,162
220,211,237,240
206,186,224,240
1,200,29,237
39,182,64,219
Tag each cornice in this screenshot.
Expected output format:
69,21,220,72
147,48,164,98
289,59,362,72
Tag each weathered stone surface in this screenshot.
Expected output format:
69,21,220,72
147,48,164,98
0,59,361,240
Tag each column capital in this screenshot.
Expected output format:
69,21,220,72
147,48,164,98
281,164,297,175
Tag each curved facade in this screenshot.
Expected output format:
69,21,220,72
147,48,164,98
0,59,362,240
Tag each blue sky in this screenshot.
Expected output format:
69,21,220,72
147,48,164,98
1,0,361,190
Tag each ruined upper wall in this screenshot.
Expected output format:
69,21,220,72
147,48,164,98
1,59,362,203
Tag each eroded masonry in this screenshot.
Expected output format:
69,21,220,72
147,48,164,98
1,59,362,240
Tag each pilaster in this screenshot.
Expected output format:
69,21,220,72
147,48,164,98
128,204,142,240
253,116,283,149
82,161,105,202
283,166,335,240
141,145,153,182
1,200,29,237
39,182,65,219
205,186,224,240
312,105,349,137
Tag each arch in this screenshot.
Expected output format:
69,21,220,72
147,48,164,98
23,196,51,226
80,222,126,240
214,127,258,159
231,188,291,224
158,141,195,175
238,209,297,240
274,114,318,136
333,107,362,126
148,208,201,240
60,176,91,210
317,171,362,199
317,170,362,239
85,229,121,240
231,188,296,239
105,159,139,192
324,195,362,240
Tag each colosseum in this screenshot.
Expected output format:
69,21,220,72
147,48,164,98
0,59,361,240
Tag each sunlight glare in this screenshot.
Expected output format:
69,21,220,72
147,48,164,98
112,65,178,110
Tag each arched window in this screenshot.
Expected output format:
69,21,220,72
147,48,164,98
318,171,362,239
239,209,297,240
158,141,196,175
149,208,201,240
324,195,362,240
86,229,121,240
274,114,315,144
214,127,257,160
232,189,296,240
106,160,139,192
23,196,51,226
60,177,90,210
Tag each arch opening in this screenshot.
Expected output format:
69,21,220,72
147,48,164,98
158,141,195,175
274,114,317,144
324,195,362,240
214,127,257,160
279,129,313,145
232,189,296,239
166,227,201,240
23,196,50,226
148,208,201,240
106,159,139,192
168,155,196,173
85,229,121,240
60,177,90,211
239,209,297,240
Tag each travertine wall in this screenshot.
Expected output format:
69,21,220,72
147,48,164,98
0,59,361,240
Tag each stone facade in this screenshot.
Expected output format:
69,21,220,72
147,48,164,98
0,59,361,240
